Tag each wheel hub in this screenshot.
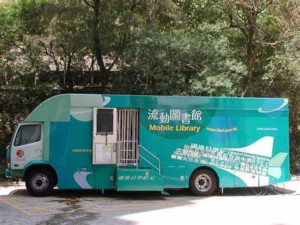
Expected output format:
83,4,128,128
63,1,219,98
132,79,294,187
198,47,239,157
199,180,205,185
36,180,43,186
195,174,212,192
31,174,49,191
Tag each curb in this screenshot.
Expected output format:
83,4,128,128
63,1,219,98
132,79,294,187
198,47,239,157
0,180,25,188
291,176,300,181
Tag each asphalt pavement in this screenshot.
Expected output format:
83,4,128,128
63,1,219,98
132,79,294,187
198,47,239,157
0,179,300,225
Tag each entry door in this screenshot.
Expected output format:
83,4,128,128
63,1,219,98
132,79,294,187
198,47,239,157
11,123,43,169
117,109,139,166
92,108,117,164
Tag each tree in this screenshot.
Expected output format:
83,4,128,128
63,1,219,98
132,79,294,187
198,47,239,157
83,0,144,92
223,0,300,96
262,32,300,172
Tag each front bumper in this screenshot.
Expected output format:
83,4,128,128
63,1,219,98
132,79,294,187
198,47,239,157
5,168,12,178
5,168,24,178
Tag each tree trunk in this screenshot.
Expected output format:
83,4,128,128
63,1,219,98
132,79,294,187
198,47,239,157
66,55,74,92
241,6,257,97
92,0,109,92
4,67,8,85
4,48,8,85
242,54,255,97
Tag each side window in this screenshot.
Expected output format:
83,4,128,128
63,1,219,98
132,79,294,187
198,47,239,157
14,125,41,146
97,109,114,134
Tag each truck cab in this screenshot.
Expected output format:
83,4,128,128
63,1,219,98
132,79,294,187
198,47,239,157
5,123,51,195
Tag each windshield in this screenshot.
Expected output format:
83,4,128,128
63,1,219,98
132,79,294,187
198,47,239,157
14,124,41,146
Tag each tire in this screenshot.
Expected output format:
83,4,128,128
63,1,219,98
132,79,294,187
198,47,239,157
25,169,55,197
189,169,217,196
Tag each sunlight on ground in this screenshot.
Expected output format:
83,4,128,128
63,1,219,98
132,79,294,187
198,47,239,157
0,182,25,196
118,185,300,225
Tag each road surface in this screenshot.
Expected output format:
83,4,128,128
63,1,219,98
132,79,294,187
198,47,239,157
0,179,299,225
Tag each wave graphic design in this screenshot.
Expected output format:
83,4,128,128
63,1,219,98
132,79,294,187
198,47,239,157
98,96,111,108
74,171,93,189
258,99,288,113
71,108,93,121
71,96,111,121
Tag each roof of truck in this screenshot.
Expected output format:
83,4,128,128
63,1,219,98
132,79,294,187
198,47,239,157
25,94,288,122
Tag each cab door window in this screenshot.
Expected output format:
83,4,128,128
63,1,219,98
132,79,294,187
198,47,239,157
14,125,41,146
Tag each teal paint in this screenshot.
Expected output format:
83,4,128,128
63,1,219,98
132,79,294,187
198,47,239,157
161,166,186,188
69,116,93,167
23,160,47,171
5,168,11,178
49,121,71,189
43,122,50,162
7,94,290,191
117,168,163,191
94,166,116,189
25,95,70,122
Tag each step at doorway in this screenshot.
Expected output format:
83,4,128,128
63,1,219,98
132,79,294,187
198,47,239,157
116,167,164,191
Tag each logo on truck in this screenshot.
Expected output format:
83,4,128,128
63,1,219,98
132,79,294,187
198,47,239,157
16,150,24,157
147,109,202,133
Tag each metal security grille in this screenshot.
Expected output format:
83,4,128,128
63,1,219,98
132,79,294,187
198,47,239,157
117,109,139,166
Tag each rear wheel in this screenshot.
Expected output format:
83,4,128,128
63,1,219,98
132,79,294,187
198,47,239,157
26,169,55,196
189,169,217,196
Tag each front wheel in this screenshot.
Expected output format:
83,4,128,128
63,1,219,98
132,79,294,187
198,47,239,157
189,169,217,196
26,169,55,196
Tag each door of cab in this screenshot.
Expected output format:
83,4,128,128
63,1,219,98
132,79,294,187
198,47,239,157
11,123,43,169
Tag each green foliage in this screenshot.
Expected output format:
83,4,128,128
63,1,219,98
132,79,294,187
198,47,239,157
261,33,300,173
0,0,299,174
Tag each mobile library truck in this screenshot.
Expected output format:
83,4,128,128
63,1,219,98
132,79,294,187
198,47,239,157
5,94,290,196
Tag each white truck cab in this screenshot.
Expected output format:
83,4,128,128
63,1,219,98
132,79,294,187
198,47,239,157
10,123,43,170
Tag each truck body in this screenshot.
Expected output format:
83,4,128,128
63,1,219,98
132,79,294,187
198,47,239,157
5,94,290,196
